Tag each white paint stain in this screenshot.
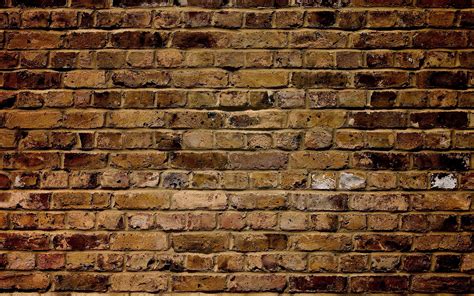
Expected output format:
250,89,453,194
431,173,457,189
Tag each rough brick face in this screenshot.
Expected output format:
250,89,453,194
0,0,472,294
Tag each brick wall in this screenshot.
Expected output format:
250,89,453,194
0,0,473,293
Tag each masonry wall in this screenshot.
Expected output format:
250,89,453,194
0,0,472,294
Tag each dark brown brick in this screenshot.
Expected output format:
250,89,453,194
350,276,409,293
401,254,431,272
306,11,336,27
289,276,347,292
355,71,410,88
412,276,471,293
52,233,109,250
54,273,109,291
410,111,469,128
111,31,164,49
348,111,407,128
71,0,108,7
3,71,61,90
354,234,412,251
416,0,471,8
113,0,170,6
170,152,228,169
0,233,50,250
352,152,410,170
413,153,470,171
416,71,468,89
12,0,66,6
413,31,468,48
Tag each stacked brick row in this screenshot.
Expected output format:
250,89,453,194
0,0,473,293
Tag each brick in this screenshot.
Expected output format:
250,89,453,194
64,153,107,169
0,232,50,250
235,233,287,252
412,275,471,293
110,273,167,292
229,152,288,169
289,151,348,169
411,193,471,211
110,152,167,169
52,233,109,250
416,71,468,89
352,152,410,170
352,32,409,49
289,31,348,48
64,71,107,88
7,31,63,49
110,232,167,250
0,272,50,291
290,234,352,251
171,152,227,169
307,11,336,27
172,275,226,291
401,254,431,272
172,31,233,49
350,276,409,293
113,0,170,7
231,70,288,88
114,192,169,209
355,71,410,88
13,0,66,6
229,274,286,292
4,71,61,90
71,0,109,7
111,31,164,48
413,31,468,48
350,193,409,211
289,193,347,211
413,234,472,251
171,191,226,210
348,111,407,128
66,32,108,49
2,152,61,170
292,71,350,88
413,152,470,170
53,273,109,291
172,233,228,253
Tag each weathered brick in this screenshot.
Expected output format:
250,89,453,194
290,234,352,251
350,276,409,293
229,152,288,169
354,234,412,251
52,233,109,250
229,274,286,292
113,0,170,7
352,152,410,170
416,71,468,89
110,273,167,292
172,233,228,253
1,1,471,292
171,152,227,169
413,31,468,48
114,192,169,209
53,273,109,291
110,232,167,250
0,272,50,291
172,275,226,291
4,71,61,90
412,275,471,293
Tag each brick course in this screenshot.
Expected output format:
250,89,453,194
0,0,473,294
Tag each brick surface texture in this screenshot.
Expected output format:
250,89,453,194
0,0,472,294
